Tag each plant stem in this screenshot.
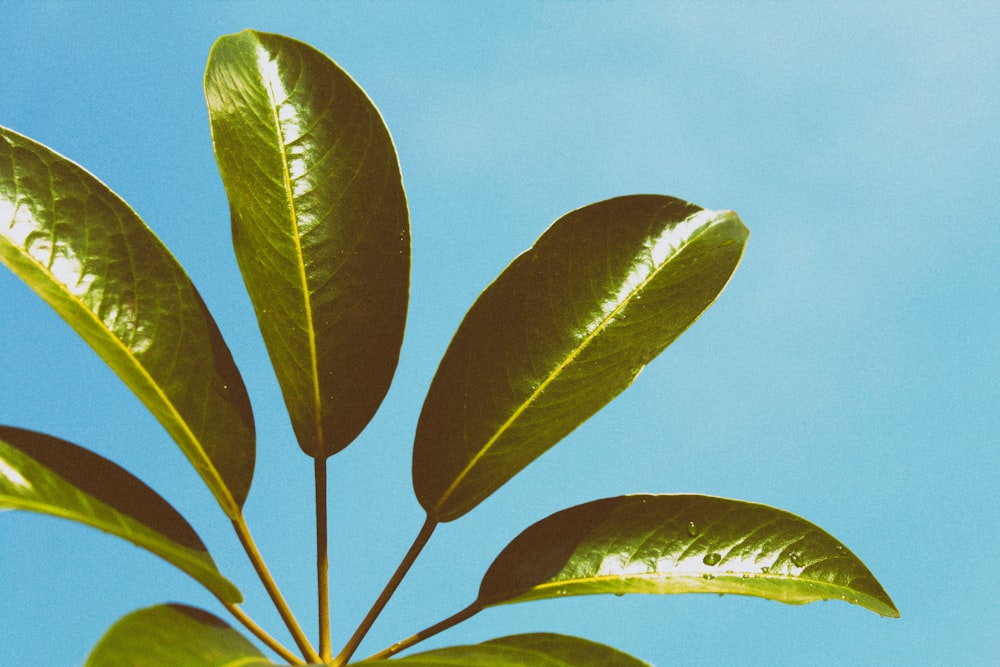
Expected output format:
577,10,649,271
363,602,483,661
232,513,320,662
222,600,305,665
332,515,438,666
315,456,331,662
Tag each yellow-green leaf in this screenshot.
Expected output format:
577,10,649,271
205,30,409,458
0,127,254,516
478,494,898,618
86,604,273,667
0,427,240,603
414,196,748,521
354,633,650,666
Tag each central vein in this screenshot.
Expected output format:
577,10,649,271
262,59,324,452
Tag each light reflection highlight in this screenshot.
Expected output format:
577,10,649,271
5,202,98,297
584,208,720,336
6,200,153,355
3,200,33,246
255,45,311,193
0,455,33,491
597,550,772,578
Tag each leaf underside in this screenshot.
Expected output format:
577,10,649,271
0,127,254,516
478,494,898,618
0,427,241,603
355,633,650,666
85,604,272,667
414,195,749,521
205,29,409,458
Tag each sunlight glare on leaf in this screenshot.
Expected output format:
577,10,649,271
589,207,730,336
2,202,98,298
596,554,658,577
0,455,32,490
1,200,25,241
593,551,768,579
0,197,153,352
648,208,724,266
254,44,310,191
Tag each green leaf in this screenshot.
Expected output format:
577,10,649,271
355,633,649,666
86,604,274,667
477,494,899,618
0,427,241,603
205,30,409,458
414,196,748,521
0,127,254,517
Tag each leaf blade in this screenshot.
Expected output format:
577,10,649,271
355,633,650,666
205,30,410,458
0,426,241,603
0,127,255,515
85,604,274,667
478,494,898,618
414,196,748,521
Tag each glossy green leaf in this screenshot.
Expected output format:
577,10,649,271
0,427,241,603
205,30,409,458
0,127,254,516
477,494,898,617
355,633,649,666
414,196,748,521
86,604,274,667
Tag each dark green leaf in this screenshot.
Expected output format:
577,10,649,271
0,427,240,603
355,633,649,666
85,604,274,667
477,494,898,618
205,30,409,458
0,127,255,516
414,196,748,521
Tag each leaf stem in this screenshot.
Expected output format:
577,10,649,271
316,456,331,661
222,600,305,665
363,602,483,661
332,515,438,666
232,513,320,662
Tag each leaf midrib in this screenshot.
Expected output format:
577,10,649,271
503,571,860,600
258,44,324,456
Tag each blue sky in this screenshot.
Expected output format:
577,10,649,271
2,2,998,665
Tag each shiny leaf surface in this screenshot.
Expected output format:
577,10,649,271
86,604,273,667
0,427,241,603
414,196,748,521
478,494,898,617
205,30,409,458
0,127,254,515
355,633,649,666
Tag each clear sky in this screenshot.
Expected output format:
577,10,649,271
2,2,998,665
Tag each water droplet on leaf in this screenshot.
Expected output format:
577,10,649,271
687,521,698,537
702,553,722,566
789,552,805,567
